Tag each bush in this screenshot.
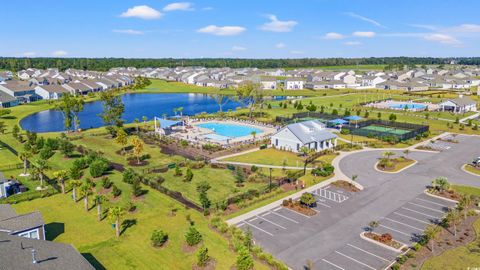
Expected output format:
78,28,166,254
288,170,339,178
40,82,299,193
101,177,112,189
340,129,350,135
236,246,254,270
396,255,407,264
184,168,193,182
122,168,137,184
185,226,202,246
44,138,59,150
151,230,168,247
391,263,400,270
39,147,54,160
311,164,334,177
89,159,109,178
73,158,88,170
69,166,82,180
196,246,210,267
132,180,143,197
112,185,122,197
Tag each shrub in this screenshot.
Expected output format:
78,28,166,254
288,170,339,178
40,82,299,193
340,129,350,135
69,166,82,180
89,159,109,178
73,158,88,170
126,201,136,212
391,263,400,270
44,138,59,150
39,147,54,160
236,246,254,270
184,168,193,182
122,168,137,184
101,177,112,189
151,230,168,247
196,246,209,267
396,255,407,264
174,166,182,177
112,185,122,197
132,180,143,197
185,226,202,246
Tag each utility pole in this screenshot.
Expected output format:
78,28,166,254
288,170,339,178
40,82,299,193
269,167,273,192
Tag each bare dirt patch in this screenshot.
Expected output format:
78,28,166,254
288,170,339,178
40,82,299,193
331,180,360,192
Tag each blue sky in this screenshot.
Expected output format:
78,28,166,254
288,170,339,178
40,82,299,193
2,0,480,58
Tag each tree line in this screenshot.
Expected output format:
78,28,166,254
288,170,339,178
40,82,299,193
1,57,480,72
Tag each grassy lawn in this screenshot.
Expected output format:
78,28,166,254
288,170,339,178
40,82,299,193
159,166,266,205
377,158,416,172
452,185,480,197
12,175,270,270
0,146,21,167
464,164,480,176
421,217,480,270
223,148,337,168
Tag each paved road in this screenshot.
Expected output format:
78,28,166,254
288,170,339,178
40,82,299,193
233,134,480,270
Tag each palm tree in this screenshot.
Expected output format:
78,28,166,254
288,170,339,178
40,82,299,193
133,118,140,133
368,220,379,233
70,180,83,202
33,159,49,188
251,131,257,142
459,195,472,220
403,149,410,159
53,170,69,194
80,182,93,211
94,194,108,221
382,151,395,162
108,206,125,237
18,151,32,176
432,177,450,192
446,208,461,238
424,225,441,253
351,175,358,182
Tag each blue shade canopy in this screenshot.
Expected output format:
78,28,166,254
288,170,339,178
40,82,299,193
328,119,349,125
157,119,183,128
344,116,363,121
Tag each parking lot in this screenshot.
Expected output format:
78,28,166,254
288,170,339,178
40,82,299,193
312,193,456,270
422,139,456,151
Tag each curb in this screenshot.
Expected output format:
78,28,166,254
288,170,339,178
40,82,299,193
461,164,480,178
373,159,417,174
423,190,459,204
359,231,406,253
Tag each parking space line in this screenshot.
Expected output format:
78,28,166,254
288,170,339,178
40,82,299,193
385,217,424,232
273,207,282,212
316,201,332,208
248,217,258,222
281,207,312,218
401,207,439,219
415,197,451,208
347,243,390,262
243,221,274,236
379,224,411,237
261,212,271,217
322,259,345,270
407,202,445,213
237,222,246,227
256,215,286,229
269,211,299,224
393,212,431,225
335,251,376,270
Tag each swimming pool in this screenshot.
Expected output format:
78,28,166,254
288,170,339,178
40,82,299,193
197,122,263,138
388,103,427,110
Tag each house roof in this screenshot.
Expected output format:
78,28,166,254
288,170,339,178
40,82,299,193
0,91,17,103
36,85,69,94
0,204,17,220
448,97,476,106
0,232,95,270
277,120,337,144
0,209,44,234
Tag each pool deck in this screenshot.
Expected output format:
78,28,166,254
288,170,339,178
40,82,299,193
364,100,440,111
170,120,276,145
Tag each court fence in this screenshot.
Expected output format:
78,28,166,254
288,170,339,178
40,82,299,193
343,119,429,141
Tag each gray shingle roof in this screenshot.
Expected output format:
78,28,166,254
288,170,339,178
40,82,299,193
0,232,95,270
280,120,337,144
450,97,476,106
0,211,44,233
0,204,17,221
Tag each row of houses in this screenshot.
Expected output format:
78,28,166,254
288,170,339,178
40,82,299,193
109,66,480,92
0,68,134,108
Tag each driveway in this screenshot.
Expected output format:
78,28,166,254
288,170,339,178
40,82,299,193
233,134,480,270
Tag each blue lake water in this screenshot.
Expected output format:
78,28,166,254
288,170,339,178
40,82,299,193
197,122,263,138
21,93,243,133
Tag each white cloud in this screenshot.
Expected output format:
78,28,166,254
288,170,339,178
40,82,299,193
52,50,68,57
345,12,386,28
323,32,345,40
353,31,376,38
423,34,461,45
275,43,286,49
197,25,246,36
22,52,36,57
260,15,298,32
113,29,144,35
408,24,438,31
447,24,480,33
163,2,194,12
232,46,247,51
120,5,162,20
290,50,304,55
344,41,362,46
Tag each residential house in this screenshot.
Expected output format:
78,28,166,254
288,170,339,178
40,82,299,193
0,91,19,108
285,77,306,90
439,96,477,113
270,120,337,153
34,85,69,100
260,77,277,90
0,80,38,103
0,204,45,240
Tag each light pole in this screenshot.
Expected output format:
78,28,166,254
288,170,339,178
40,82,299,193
269,167,273,192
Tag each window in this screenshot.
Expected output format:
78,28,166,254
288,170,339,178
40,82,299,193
275,139,278,146
18,229,40,240
296,143,300,151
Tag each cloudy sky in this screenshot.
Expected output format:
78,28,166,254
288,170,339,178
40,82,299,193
2,0,480,58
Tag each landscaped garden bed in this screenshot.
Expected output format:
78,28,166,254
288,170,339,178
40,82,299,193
331,180,360,192
464,164,480,176
363,232,404,250
376,154,416,173
282,197,317,216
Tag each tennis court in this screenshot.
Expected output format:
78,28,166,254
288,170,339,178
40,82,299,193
360,125,411,135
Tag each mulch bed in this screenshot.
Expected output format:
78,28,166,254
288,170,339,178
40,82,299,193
223,204,240,216
281,183,297,192
128,160,149,166
377,158,415,172
331,180,360,192
283,202,316,216
182,243,200,253
400,215,478,270
364,232,404,250
427,189,461,201
98,187,112,195
192,259,216,270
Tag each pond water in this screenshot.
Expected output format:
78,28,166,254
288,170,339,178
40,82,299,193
20,93,244,133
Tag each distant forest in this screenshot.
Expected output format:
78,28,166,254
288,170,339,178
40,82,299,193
1,57,480,72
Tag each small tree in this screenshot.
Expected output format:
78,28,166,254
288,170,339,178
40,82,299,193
18,151,32,176
459,195,472,220
368,221,379,233
300,193,316,207
196,246,210,267
236,246,254,270
131,136,144,165
108,206,125,237
185,226,202,246
115,128,128,155
80,181,93,211
33,158,49,188
94,194,107,221
89,159,109,178
424,225,441,253
234,167,245,187
184,168,194,182
432,177,450,192
53,170,69,194
403,149,410,159
12,124,20,139
151,229,169,247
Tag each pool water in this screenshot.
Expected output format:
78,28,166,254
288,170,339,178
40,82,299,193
388,103,426,110
197,122,263,138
